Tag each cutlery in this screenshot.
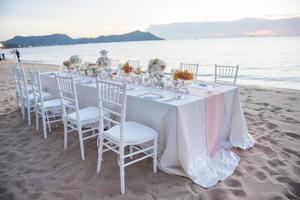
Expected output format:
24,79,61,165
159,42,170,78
163,95,184,102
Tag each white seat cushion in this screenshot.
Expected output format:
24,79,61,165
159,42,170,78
40,98,71,109
105,121,158,144
27,92,52,101
67,106,110,125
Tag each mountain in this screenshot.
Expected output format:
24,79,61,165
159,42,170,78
147,17,300,39
3,31,163,47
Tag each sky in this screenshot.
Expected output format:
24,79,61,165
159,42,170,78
0,0,300,41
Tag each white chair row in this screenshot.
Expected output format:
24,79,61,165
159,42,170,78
180,63,239,85
13,69,158,194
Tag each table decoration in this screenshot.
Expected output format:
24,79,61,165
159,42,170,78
120,62,134,82
62,55,83,74
173,69,194,93
148,58,166,87
96,49,111,69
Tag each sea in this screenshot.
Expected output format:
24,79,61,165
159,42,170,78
2,36,300,90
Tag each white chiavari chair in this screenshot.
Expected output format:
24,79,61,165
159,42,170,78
215,65,239,85
109,59,120,69
96,79,158,194
12,65,22,109
180,63,199,79
56,75,109,160
29,71,66,139
16,68,52,125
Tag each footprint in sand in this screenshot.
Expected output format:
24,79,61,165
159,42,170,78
288,181,300,198
255,143,276,156
284,132,300,140
266,122,279,129
282,148,300,157
254,171,267,181
262,166,280,176
230,189,247,197
0,185,7,194
225,178,242,187
276,176,290,184
267,159,286,168
208,188,231,200
270,106,282,113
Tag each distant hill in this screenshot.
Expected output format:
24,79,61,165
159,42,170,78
148,17,300,39
3,31,163,47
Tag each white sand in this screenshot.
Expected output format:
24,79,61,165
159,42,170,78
0,60,299,200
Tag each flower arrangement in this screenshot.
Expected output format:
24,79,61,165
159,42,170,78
134,66,143,75
121,62,133,74
63,60,71,68
148,58,166,74
96,49,111,68
69,55,83,65
173,69,194,80
81,61,97,75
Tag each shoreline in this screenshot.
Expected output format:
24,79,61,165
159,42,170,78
6,59,300,92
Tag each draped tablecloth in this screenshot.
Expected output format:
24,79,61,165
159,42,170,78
41,72,255,188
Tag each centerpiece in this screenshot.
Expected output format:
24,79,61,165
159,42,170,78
173,69,194,92
81,61,97,76
63,55,83,74
96,49,113,79
147,58,166,87
120,62,133,82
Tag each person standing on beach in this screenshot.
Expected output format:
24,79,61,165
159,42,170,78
2,53,5,60
15,49,20,62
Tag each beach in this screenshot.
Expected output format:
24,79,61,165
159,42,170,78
0,60,299,200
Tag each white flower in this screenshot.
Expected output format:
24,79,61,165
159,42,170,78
148,58,166,74
96,49,111,68
69,55,82,65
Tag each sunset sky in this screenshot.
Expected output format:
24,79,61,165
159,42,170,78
1,0,300,40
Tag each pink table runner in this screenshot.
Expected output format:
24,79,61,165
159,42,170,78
190,87,225,157
205,93,225,157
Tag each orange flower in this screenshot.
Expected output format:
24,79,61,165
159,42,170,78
173,69,194,80
121,62,133,74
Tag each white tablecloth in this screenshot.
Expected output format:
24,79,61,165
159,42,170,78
41,72,255,188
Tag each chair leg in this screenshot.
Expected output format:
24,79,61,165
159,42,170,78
78,128,85,160
36,107,39,131
97,134,104,173
21,100,25,119
129,146,133,159
41,109,47,139
63,119,68,149
27,104,31,126
45,110,52,133
153,138,158,173
120,146,125,194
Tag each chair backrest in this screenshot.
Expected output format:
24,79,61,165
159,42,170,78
109,59,120,69
215,65,239,85
55,75,80,122
28,71,44,107
16,68,29,99
127,60,140,68
180,63,199,79
96,78,127,143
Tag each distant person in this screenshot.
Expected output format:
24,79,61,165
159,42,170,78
15,49,21,62
2,53,5,60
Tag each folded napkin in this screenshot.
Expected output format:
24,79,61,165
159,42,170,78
205,93,225,157
143,93,162,100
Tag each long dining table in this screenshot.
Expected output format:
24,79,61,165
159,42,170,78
40,71,255,188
